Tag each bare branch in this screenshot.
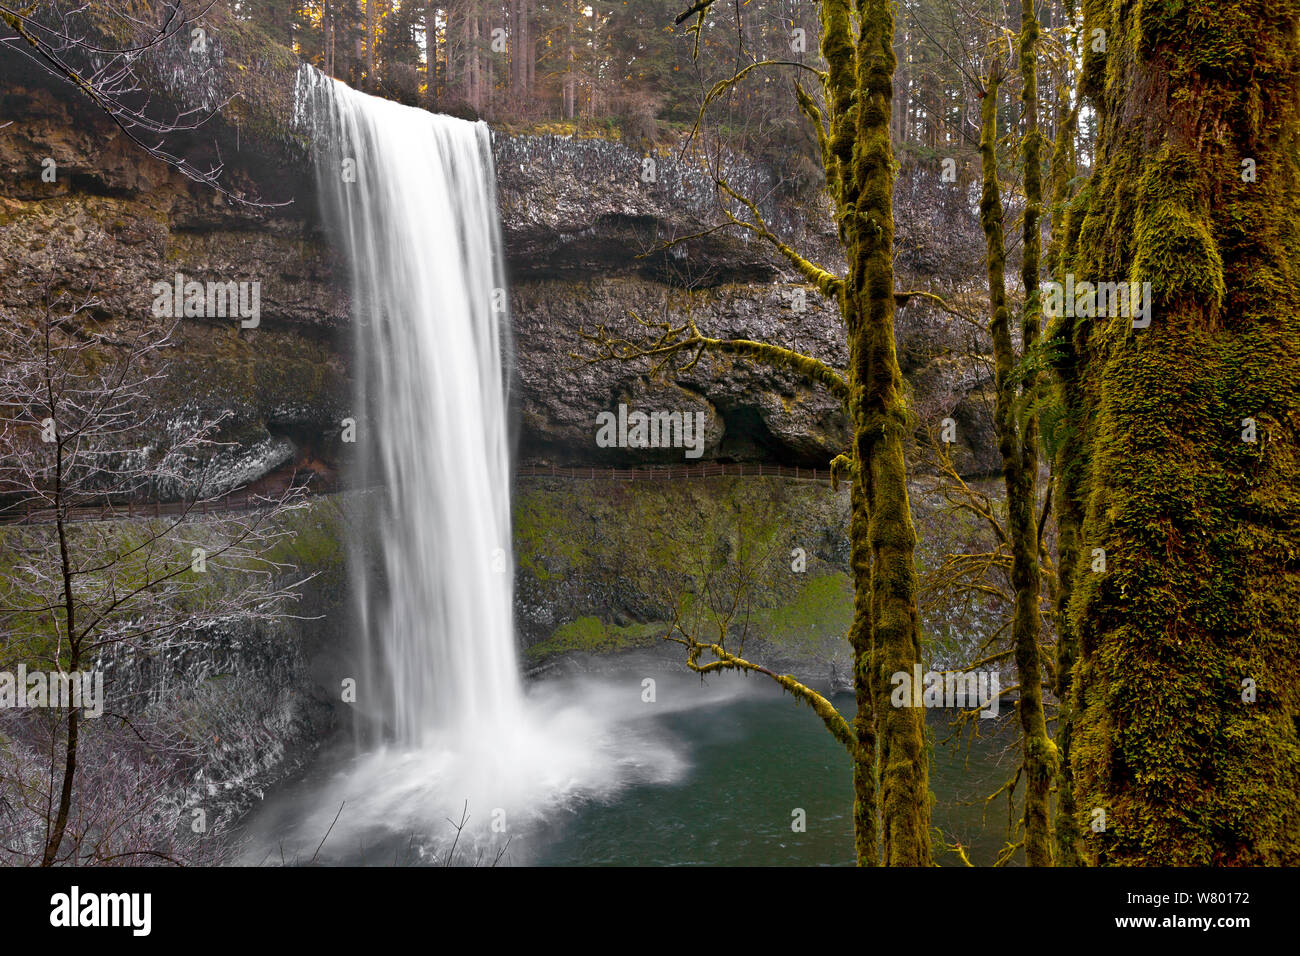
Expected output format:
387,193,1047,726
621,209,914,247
577,310,850,408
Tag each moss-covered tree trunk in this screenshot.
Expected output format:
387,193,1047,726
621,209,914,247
1013,3,1056,867
842,0,931,866
1064,0,1300,864
666,0,932,865
848,480,880,864
978,62,1056,867
818,0,931,865
1045,98,1084,868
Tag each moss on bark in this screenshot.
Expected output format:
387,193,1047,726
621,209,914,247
1065,0,1300,865
841,0,931,866
979,61,1057,867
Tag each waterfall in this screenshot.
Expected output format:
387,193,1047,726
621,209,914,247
251,69,685,863
296,67,521,747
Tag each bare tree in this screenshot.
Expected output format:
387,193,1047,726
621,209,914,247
0,288,310,866
0,0,283,206
663,529,857,753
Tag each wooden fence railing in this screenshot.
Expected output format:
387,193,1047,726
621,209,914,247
517,462,837,483
1,463,839,526
0,488,275,527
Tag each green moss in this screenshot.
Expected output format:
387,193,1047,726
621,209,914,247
0,496,347,673
512,491,592,583
1131,146,1226,317
524,571,856,671
766,573,854,648
150,320,344,431
514,475,834,602
513,475,862,674
525,616,663,661
1064,0,1300,865
263,497,348,589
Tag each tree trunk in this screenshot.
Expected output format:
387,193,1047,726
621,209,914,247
323,0,334,76
892,19,908,146
366,0,376,86
1013,1,1056,868
849,481,879,864
1064,0,1300,865
1045,96,1083,868
510,0,523,101
352,0,363,86
466,3,481,111
426,1,437,105
41,426,78,866
979,68,1050,869
843,0,932,866
523,0,534,95
564,12,575,120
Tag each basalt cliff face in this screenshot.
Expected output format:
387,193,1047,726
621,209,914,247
1,61,994,489
496,133,995,474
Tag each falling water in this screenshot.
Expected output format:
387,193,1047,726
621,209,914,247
248,69,689,863
297,67,521,747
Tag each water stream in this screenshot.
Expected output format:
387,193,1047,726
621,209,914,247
296,66,520,745
262,69,687,861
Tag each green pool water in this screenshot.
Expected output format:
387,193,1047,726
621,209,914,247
527,680,1019,866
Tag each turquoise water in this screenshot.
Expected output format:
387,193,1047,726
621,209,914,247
528,680,1018,866
241,670,1019,866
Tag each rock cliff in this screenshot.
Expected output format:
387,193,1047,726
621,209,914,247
1,52,995,486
